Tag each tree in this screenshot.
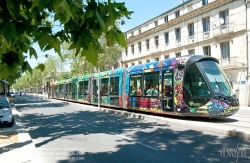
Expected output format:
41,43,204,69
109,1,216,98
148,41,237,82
13,55,67,92
63,35,123,77
0,0,133,79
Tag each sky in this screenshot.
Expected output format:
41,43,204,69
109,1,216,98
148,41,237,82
27,0,181,69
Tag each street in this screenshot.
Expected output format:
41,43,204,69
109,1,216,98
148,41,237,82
12,94,250,163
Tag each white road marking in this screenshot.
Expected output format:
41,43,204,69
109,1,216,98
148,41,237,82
116,134,159,151
80,121,98,127
51,109,59,112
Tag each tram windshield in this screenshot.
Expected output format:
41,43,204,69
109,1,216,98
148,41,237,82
198,61,233,97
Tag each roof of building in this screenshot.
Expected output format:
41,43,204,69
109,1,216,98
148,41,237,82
124,0,192,33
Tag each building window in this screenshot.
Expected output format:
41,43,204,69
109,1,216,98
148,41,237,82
138,61,142,64
131,45,134,54
203,46,211,56
175,10,180,18
188,49,195,55
164,16,168,22
187,4,193,11
125,48,128,56
176,52,181,57
146,39,150,50
155,36,159,48
202,17,210,38
188,23,194,37
164,32,169,44
146,59,150,63
154,20,158,26
131,31,134,36
220,42,230,65
131,63,135,66
155,58,159,61
219,9,229,25
138,42,141,53
164,55,169,59
202,0,208,6
138,29,141,34
175,28,181,41
125,64,128,68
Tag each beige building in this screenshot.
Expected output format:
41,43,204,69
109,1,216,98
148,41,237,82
121,0,250,106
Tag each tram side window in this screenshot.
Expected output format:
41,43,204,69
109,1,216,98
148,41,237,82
78,81,83,94
110,77,119,96
68,83,72,94
143,72,159,97
83,81,88,95
101,78,109,95
93,80,97,95
130,75,142,96
60,84,63,93
163,71,172,97
184,64,211,97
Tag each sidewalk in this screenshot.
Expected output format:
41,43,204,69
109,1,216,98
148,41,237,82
29,93,250,141
0,105,42,163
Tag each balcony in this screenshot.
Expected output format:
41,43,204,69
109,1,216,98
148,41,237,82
175,39,181,46
203,31,210,39
188,36,195,43
213,22,235,37
217,56,248,70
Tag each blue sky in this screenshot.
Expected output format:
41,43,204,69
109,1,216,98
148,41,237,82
117,0,180,32
27,0,181,68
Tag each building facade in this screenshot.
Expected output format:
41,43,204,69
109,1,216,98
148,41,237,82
121,0,250,106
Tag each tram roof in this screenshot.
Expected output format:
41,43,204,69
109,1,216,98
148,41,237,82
128,55,219,74
92,68,125,79
186,55,219,67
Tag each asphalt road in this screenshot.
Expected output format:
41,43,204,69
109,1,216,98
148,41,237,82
12,95,250,163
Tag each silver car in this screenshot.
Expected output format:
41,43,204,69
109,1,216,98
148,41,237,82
10,92,15,97
0,95,14,127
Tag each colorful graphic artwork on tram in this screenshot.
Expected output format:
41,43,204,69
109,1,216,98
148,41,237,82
49,55,239,118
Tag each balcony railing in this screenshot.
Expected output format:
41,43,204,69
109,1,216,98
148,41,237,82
188,36,195,43
203,31,210,39
175,39,181,46
213,22,235,36
217,56,239,67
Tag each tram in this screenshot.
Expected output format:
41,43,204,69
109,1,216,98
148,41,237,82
49,55,239,118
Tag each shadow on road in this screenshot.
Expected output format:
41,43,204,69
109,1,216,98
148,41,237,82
12,95,250,163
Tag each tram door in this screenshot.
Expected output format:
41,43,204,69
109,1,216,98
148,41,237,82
162,70,174,112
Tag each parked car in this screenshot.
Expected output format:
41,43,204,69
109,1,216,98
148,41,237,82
10,92,15,97
0,105,14,127
0,80,14,127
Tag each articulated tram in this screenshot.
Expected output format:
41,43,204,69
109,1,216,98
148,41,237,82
49,55,239,118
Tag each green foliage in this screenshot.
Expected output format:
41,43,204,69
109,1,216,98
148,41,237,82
0,0,133,81
14,55,65,92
